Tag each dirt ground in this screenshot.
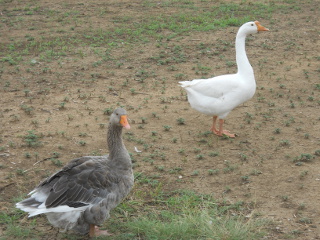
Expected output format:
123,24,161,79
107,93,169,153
0,0,319,239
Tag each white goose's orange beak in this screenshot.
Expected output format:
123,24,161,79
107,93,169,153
255,21,269,31
120,115,131,129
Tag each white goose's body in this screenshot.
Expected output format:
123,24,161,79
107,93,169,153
181,73,255,118
180,21,269,137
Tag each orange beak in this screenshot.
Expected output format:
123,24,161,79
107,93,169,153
120,115,131,129
255,21,269,31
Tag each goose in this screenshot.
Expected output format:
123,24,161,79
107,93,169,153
179,21,269,137
16,108,134,237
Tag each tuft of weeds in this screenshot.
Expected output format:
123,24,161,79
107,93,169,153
208,169,219,175
172,138,178,143
51,159,63,167
16,169,26,176
299,170,308,179
298,217,312,224
176,117,186,125
250,169,262,176
103,108,113,115
163,125,172,131
223,161,238,173
279,139,290,147
208,151,219,157
273,128,281,134
196,154,204,160
20,105,34,115
23,130,42,148
241,175,250,183
239,153,248,161
59,102,66,109
293,153,314,163
191,170,200,176
178,149,185,155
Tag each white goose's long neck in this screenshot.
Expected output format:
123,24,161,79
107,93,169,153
235,29,254,77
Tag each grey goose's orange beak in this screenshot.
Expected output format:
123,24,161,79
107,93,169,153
120,115,131,129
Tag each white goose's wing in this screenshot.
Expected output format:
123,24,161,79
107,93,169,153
179,73,240,99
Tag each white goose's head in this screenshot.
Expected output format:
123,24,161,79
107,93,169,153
240,21,269,35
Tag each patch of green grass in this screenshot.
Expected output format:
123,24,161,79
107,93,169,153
107,190,267,240
4,224,32,239
0,208,37,239
0,2,294,65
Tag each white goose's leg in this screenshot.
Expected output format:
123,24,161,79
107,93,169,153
217,119,236,138
210,116,219,134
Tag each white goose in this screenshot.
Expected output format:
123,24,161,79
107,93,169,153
16,108,134,237
179,21,269,137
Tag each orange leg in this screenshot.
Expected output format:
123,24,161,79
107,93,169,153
217,119,236,138
210,116,219,134
89,224,112,238
210,117,236,138
89,224,95,237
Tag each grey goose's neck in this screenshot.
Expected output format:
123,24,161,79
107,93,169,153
107,125,128,160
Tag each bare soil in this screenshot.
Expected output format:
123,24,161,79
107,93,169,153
0,0,319,239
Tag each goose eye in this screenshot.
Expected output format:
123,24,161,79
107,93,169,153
251,23,254,26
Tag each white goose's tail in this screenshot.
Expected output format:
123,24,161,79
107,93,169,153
179,79,204,89
178,81,189,88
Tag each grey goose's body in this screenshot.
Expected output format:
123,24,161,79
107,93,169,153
16,108,134,237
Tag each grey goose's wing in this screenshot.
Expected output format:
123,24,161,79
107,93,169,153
37,156,115,209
